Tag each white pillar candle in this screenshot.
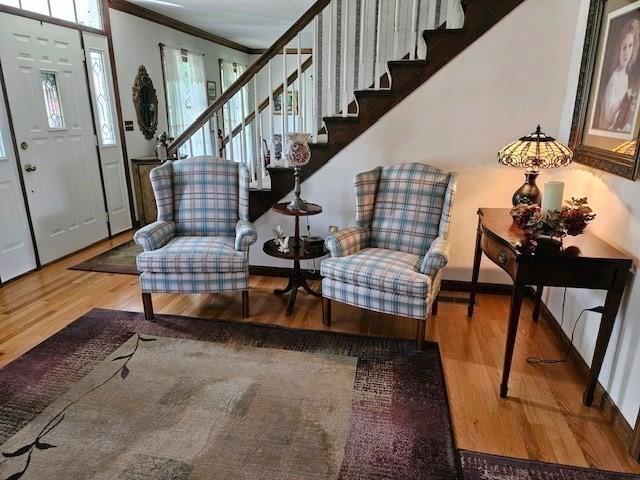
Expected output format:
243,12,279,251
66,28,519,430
541,181,564,213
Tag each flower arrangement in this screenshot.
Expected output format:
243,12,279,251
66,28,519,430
510,197,596,241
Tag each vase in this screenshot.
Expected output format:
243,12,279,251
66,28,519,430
285,133,311,211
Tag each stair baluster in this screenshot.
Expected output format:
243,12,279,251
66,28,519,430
167,0,470,192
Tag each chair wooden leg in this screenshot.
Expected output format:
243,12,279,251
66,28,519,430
322,297,332,327
416,317,426,351
432,296,439,316
242,290,250,318
142,293,154,321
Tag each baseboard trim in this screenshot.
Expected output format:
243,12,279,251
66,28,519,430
535,298,635,454
441,280,513,295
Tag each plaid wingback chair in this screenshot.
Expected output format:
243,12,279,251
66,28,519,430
133,157,257,319
320,163,456,349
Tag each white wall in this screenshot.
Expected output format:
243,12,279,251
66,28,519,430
251,0,581,279
109,9,251,160
250,0,640,427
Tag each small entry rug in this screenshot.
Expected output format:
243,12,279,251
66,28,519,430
70,240,140,275
460,450,640,479
0,309,460,479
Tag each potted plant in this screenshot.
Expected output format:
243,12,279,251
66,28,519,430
510,197,596,250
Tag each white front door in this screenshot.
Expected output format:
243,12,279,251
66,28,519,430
0,78,37,281
83,32,132,235
0,14,108,264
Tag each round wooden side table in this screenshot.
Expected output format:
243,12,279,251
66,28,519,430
263,202,327,316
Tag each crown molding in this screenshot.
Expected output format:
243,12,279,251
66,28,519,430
107,0,252,54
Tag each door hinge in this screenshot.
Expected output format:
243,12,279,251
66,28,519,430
81,49,86,62
105,211,110,225
94,134,99,147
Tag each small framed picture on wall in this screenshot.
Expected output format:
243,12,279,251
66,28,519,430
207,81,217,105
274,90,299,115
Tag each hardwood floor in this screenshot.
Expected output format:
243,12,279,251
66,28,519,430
1,231,639,474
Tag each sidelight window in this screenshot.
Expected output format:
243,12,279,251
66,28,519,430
88,49,115,146
41,72,65,129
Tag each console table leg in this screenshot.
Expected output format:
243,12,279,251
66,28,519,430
584,268,627,406
468,217,483,318
500,280,526,398
532,285,543,322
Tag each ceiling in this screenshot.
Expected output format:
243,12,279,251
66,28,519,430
128,0,316,49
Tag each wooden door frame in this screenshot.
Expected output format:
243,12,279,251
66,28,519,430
99,0,137,228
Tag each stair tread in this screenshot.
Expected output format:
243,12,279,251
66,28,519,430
323,115,359,123
423,27,464,34
354,88,392,96
388,59,428,67
423,28,465,40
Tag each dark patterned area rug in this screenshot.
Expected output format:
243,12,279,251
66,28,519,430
0,308,459,479
460,450,640,479
69,240,140,275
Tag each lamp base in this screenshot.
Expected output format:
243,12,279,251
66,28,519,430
287,196,307,210
512,170,541,206
287,166,307,211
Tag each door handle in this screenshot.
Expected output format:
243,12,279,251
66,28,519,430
24,163,37,172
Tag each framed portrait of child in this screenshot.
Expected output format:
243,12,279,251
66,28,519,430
570,0,640,179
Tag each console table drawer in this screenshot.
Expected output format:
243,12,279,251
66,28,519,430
481,233,517,279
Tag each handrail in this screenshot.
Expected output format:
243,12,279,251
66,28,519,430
168,0,330,155
220,56,314,147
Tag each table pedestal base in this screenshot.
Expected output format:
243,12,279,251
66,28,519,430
274,262,322,316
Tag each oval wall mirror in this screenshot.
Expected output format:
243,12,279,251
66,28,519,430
132,65,158,140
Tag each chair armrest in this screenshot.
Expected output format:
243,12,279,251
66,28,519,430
420,237,450,276
235,220,258,251
133,221,175,252
325,227,369,258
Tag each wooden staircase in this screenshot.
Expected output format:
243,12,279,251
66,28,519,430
250,0,524,221
168,0,526,222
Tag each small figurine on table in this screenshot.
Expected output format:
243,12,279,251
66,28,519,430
273,225,289,254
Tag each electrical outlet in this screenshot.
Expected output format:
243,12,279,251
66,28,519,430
329,225,339,234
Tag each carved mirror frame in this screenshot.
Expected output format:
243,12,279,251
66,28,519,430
132,65,158,141
569,0,640,180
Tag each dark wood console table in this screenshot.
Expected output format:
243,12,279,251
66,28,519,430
468,208,632,406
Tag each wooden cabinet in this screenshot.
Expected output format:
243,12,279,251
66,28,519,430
131,156,161,226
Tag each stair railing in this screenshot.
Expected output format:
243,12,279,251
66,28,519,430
167,0,464,190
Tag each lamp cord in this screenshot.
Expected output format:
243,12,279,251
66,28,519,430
526,288,602,365
305,216,317,274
